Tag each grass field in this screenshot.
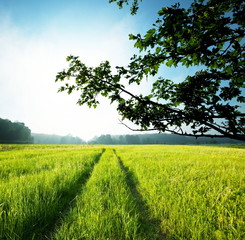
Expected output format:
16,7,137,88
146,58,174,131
0,144,244,239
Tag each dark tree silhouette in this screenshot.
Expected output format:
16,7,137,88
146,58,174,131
56,0,245,141
0,118,33,143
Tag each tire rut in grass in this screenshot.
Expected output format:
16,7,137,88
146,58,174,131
53,148,150,240
35,149,106,240
113,149,166,240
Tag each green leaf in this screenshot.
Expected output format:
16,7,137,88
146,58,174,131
226,66,232,75
166,59,174,67
156,47,161,54
237,96,245,103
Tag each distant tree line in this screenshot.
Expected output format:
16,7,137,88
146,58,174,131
1,117,242,145
32,133,86,144
88,133,243,145
0,118,33,143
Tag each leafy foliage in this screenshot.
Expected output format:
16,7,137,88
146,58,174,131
56,0,245,140
0,118,33,143
108,0,142,15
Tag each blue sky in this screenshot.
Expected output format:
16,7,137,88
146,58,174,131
0,0,195,140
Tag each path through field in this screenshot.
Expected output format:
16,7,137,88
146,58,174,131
0,145,244,240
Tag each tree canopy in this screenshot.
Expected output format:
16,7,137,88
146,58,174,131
56,0,245,141
0,118,33,143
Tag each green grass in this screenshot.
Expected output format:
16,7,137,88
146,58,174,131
0,147,103,239
0,144,244,239
116,145,245,240
53,148,147,240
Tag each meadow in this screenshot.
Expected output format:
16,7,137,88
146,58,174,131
0,144,244,240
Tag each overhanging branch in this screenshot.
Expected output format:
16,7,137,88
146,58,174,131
89,73,182,115
119,120,245,141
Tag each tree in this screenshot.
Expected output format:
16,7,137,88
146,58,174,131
125,134,141,144
55,0,245,141
96,134,114,144
0,118,33,143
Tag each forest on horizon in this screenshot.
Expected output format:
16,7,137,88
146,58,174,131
1,117,243,145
